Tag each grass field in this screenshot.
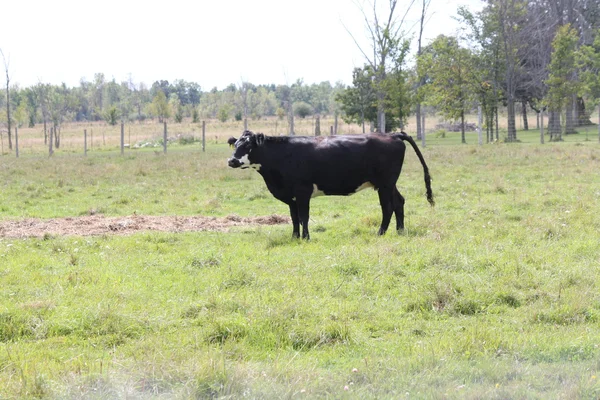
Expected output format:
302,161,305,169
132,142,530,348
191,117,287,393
1,120,600,398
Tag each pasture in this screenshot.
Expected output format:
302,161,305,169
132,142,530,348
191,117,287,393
1,120,600,399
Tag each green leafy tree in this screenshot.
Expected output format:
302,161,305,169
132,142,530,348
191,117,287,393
347,0,415,132
13,101,27,128
217,104,231,122
336,66,376,133
418,35,476,143
577,30,600,140
294,101,313,118
104,106,119,126
169,94,183,123
384,38,412,131
545,24,580,141
151,90,170,123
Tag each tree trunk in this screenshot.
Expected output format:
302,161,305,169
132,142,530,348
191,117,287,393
495,106,499,141
49,127,54,156
360,110,365,133
377,91,385,133
548,109,562,141
460,110,466,144
522,101,528,130
416,103,422,140
288,101,294,135
54,124,60,148
421,113,426,147
540,110,545,144
507,98,517,142
477,105,483,145
3,60,11,151
565,96,576,134
577,97,592,125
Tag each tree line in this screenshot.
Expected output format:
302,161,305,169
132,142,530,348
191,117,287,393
337,0,600,143
0,73,348,147
2,0,600,149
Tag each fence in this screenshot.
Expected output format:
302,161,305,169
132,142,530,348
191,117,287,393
1,113,598,158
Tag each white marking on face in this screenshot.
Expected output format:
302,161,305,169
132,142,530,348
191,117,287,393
311,184,325,198
234,154,260,170
355,182,374,193
239,154,250,165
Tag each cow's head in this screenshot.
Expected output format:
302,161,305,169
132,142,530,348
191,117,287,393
227,130,264,169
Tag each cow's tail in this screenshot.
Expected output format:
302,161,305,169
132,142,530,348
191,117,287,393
394,131,434,206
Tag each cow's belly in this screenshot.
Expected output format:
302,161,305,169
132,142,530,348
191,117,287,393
311,181,374,197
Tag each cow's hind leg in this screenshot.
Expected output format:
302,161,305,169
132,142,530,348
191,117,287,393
393,187,405,232
296,195,311,240
377,187,394,235
288,202,300,238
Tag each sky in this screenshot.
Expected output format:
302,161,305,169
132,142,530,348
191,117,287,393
1,0,483,90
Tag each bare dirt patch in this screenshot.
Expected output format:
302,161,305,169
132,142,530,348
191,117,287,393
0,214,290,238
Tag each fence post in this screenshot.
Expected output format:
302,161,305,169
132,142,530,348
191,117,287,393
330,126,333,136
315,116,321,136
202,120,206,152
120,122,125,155
334,114,338,135
84,129,87,156
163,121,167,154
15,127,18,158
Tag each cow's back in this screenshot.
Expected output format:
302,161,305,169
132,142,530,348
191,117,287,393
264,134,406,196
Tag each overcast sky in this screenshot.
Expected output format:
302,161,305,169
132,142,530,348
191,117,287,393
1,0,483,90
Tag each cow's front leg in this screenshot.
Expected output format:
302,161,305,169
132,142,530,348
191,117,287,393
288,201,300,238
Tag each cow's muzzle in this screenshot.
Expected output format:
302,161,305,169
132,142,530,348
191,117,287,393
228,157,242,168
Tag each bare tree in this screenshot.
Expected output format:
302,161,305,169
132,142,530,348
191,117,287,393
495,0,528,142
0,49,12,150
345,0,416,133
415,0,432,142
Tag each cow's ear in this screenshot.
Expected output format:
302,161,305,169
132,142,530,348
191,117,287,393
227,137,237,147
256,133,265,146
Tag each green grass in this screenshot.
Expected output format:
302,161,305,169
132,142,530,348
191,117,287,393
1,131,600,398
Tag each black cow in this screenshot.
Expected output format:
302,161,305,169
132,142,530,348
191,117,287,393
227,130,434,239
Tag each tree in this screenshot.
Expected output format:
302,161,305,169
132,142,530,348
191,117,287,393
294,101,313,118
169,94,183,123
150,90,170,123
217,104,231,122
384,37,411,131
419,35,476,143
1,49,12,150
415,0,432,141
546,24,581,141
346,0,416,132
493,0,528,142
104,106,119,126
577,30,600,140
337,66,377,133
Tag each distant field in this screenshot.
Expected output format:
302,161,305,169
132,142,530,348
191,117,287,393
0,121,599,398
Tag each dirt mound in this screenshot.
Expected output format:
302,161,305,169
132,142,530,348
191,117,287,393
0,214,291,238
